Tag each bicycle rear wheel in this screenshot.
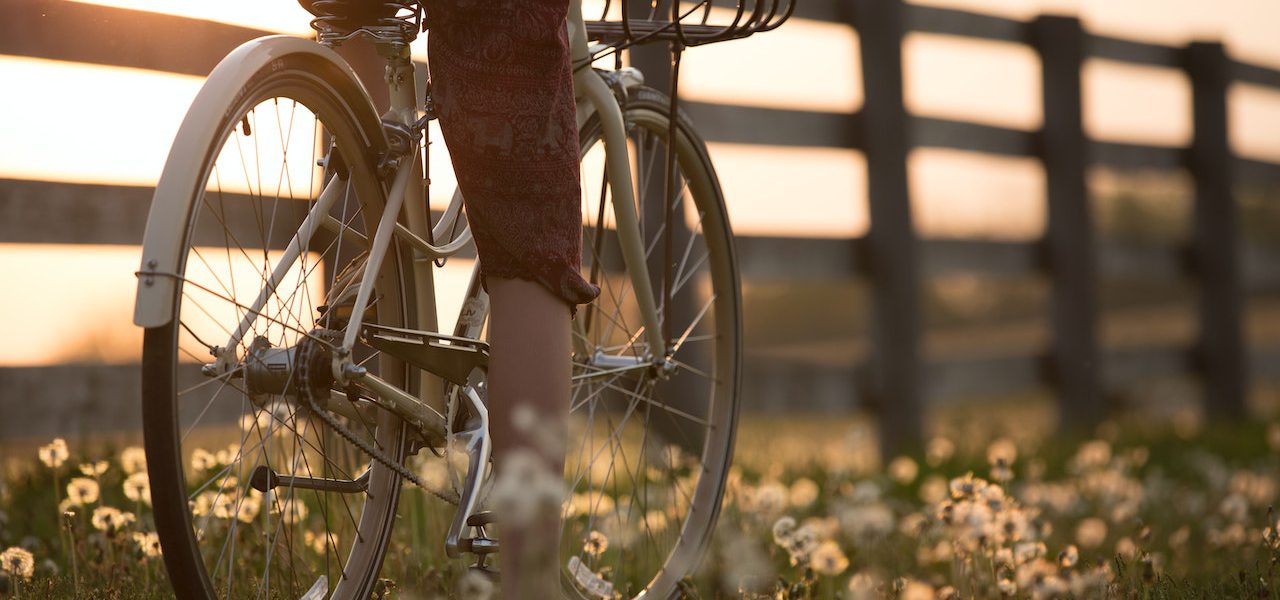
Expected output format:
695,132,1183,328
453,85,742,599
140,43,413,600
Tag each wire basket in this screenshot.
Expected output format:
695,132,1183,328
584,0,796,48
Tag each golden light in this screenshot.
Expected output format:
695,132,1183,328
705,143,869,238
65,0,316,35
0,56,202,187
1083,59,1192,147
1229,83,1280,161
908,148,1045,239
904,33,1043,130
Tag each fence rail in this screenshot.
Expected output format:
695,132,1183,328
2,0,1279,451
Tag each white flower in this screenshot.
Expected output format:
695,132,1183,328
888,456,919,485
38,438,69,469
808,540,848,576
485,449,564,527
91,506,135,533
1,547,35,580
123,472,151,505
789,478,820,508
66,477,100,506
120,447,147,475
79,461,108,477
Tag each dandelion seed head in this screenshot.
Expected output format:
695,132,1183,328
926,436,955,467
123,472,151,505
1075,517,1108,549
120,446,147,475
845,571,879,600
38,438,69,469
91,506,134,533
0,547,35,580
583,530,608,557
888,456,919,485
986,437,1018,467
131,532,162,558
66,477,100,506
1058,544,1079,568
788,477,820,508
919,475,948,504
808,540,848,576
457,568,494,599
79,460,108,478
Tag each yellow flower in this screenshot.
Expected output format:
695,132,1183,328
91,506,135,533
120,446,147,475
809,540,849,576
66,477,101,506
124,472,152,505
131,532,162,558
38,438,69,469
0,547,35,580
79,460,108,477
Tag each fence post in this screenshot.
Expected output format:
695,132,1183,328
850,0,923,455
1033,16,1104,432
1186,41,1248,419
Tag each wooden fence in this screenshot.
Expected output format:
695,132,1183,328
2,0,1280,453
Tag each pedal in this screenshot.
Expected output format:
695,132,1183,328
458,536,499,556
466,511,497,527
361,323,488,386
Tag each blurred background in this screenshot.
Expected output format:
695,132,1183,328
1,0,1279,455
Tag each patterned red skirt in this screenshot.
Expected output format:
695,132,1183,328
427,0,601,312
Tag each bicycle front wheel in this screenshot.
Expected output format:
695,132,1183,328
140,42,414,600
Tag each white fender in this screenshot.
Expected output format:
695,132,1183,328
133,35,380,328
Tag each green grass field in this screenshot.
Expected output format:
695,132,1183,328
1,406,1278,599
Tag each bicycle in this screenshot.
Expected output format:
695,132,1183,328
133,0,791,597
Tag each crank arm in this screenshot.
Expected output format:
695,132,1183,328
445,384,492,558
249,465,370,494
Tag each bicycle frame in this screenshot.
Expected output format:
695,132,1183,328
131,0,667,561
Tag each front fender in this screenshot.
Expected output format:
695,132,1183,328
133,36,379,328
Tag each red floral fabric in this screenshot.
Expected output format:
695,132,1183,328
427,0,601,312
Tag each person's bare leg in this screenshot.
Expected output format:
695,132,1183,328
486,275,571,598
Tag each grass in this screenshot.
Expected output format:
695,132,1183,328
1,407,1278,599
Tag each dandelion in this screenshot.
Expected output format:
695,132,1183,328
808,540,848,576
997,578,1017,596
131,532,162,558
1,546,34,580
788,478,819,508
772,516,797,545
487,449,565,527
750,481,788,516
1073,440,1111,471
986,437,1018,467
926,436,955,467
38,438,69,468
1115,536,1136,559
124,472,151,505
846,572,878,600
1075,517,1107,549
583,530,609,557
457,568,495,600
191,448,217,472
237,494,262,524
303,530,329,555
91,506,135,533
784,524,819,565
66,477,100,506
120,446,147,475
899,579,935,600
79,460,108,477
918,475,948,504
1058,544,1079,568
888,456,919,485
936,585,960,600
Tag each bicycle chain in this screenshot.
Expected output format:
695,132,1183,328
301,391,459,505
295,335,459,505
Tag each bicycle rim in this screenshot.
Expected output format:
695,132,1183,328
141,57,413,600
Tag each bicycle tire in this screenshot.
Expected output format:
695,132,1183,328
452,85,742,599
140,41,414,600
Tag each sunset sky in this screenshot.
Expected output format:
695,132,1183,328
1,0,1277,365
